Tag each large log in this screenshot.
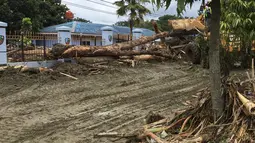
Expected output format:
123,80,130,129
168,17,205,32
58,32,169,58
65,48,175,59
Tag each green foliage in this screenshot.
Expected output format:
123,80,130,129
151,0,196,15
21,37,32,46
114,14,182,31
114,20,154,30
73,17,92,23
221,0,255,41
21,17,32,47
221,0,255,68
21,17,32,32
0,0,68,32
114,21,130,26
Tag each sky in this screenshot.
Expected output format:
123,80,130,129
61,0,203,25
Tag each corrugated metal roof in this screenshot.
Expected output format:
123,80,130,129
40,21,155,36
40,22,74,33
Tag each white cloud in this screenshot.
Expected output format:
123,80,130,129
62,0,202,25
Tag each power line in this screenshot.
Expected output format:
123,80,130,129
62,1,117,15
62,1,164,19
100,0,114,4
84,0,117,8
97,0,162,17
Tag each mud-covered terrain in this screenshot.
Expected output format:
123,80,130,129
0,62,209,143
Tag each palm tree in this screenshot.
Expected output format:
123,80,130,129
114,0,151,40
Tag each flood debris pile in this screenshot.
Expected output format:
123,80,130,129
135,77,255,143
0,60,110,80
94,74,255,143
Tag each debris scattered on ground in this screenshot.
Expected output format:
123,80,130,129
0,59,111,79
0,62,208,143
94,71,255,142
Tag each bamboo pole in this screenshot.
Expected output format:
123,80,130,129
237,91,255,115
59,72,78,80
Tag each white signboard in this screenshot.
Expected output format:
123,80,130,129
0,28,6,52
0,23,7,65
58,31,72,45
102,31,113,46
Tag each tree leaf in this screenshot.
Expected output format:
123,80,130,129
156,0,161,9
165,0,172,10
177,0,185,15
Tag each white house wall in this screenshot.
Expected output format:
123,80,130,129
35,36,103,47
72,40,80,46
90,37,102,46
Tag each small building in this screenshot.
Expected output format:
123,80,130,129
38,21,155,47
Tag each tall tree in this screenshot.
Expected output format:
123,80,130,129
209,0,223,120
114,0,151,40
0,0,68,32
152,0,223,120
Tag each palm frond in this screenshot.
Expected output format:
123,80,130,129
116,6,128,16
139,0,150,4
114,0,150,25
113,0,125,7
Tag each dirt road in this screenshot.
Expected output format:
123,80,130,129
0,62,209,143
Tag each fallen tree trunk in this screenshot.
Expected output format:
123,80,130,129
63,48,175,59
52,32,170,58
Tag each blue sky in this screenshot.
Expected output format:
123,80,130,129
62,0,203,24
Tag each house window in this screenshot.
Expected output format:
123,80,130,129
82,41,90,46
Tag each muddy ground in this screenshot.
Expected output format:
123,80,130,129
0,61,209,143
